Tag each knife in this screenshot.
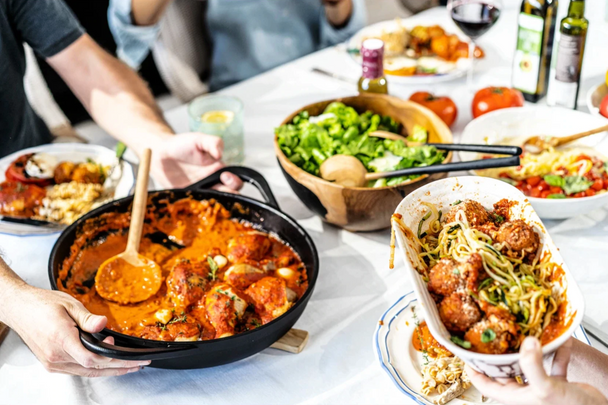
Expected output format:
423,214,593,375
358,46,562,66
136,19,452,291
0,215,66,230
582,317,608,350
311,68,357,85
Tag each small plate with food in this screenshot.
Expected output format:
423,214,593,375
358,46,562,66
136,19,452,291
460,107,608,219
347,17,483,84
0,143,134,235
390,176,585,378
375,292,591,405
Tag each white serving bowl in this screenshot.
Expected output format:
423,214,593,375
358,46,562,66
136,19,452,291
392,176,585,378
586,83,608,116
460,106,608,219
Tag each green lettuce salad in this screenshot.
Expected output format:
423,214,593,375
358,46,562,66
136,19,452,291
275,102,445,187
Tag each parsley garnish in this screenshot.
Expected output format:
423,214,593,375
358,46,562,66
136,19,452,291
207,256,219,281
451,200,462,206
251,319,262,328
481,328,496,343
453,268,460,275
450,336,471,349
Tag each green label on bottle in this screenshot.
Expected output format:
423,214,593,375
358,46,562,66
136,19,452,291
512,13,544,94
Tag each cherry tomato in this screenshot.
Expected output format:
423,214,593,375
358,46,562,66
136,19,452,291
585,189,596,197
540,190,552,198
530,188,541,198
591,179,603,191
550,186,563,194
573,192,585,198
5,154,53,187
600,94,608,119
409,92,458,127
538,180,550,191
526,176,542,187
472,87,525,119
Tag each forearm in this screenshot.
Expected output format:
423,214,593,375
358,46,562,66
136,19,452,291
0,256,30,326
568,339,608,397
131,0,173,26
47,35,174,157
323,0,353,28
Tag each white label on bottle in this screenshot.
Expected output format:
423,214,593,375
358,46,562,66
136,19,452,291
555,34,583,83
512,13,544,94
552,33,583,108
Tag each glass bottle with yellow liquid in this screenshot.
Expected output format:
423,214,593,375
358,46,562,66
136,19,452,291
358,39,388,95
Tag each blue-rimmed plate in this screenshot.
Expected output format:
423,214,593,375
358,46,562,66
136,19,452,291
374,293,591,405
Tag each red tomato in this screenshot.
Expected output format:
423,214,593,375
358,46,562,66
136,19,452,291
550,186,563,194
472,87,525,119
540,190,552,198
526,176,542,186
530,188,541,198
600,94,608,119
573,192,585,198
591,179,603,191
5,154,53,187
409,92,458,127
585,189,596,197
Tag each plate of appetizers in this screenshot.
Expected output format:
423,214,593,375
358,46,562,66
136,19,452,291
0,143,134,235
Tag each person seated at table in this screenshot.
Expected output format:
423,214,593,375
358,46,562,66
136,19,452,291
108,0,366,92
466,336,608,405
0,0,242,377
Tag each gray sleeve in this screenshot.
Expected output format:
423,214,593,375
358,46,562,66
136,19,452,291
8,0,84,58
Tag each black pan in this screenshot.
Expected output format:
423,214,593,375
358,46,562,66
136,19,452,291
48,167,319,369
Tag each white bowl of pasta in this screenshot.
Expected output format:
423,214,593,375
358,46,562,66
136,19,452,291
390,176,585,378
460,106,608,219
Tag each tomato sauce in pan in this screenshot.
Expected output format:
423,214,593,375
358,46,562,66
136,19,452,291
58,198,308,342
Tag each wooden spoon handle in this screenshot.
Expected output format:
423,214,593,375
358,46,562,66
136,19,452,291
368,130,408,141
126,149,152,254
555,124,608,146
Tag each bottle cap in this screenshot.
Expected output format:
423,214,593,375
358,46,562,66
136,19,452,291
361,39,384,79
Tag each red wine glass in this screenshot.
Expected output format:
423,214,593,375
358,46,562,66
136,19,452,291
448,0,502,91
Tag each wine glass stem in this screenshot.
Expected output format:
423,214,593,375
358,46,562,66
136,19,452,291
467,40,476,92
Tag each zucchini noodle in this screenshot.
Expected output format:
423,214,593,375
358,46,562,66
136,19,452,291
407,203,560,340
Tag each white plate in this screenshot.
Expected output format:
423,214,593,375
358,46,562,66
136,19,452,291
391,177,585,378
0,143,134,236
459,107,608,219
347,16,470,85
375,293,591,405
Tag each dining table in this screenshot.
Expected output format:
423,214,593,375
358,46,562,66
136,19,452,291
1,3,608,405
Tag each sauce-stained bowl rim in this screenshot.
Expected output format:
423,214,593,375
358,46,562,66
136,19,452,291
391,176,584,375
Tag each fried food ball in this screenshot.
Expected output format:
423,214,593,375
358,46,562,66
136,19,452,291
495,219,540,262
438,293,482,333
493,199,514,222
227,232,272,263
71,163,105,184
464,314,520,354
460,253,487,294
475,222,499,239
442,200,490,227
166,259,208,308
428,258,463,297
53,161,76,184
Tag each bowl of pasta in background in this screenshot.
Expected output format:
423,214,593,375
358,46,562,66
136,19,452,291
459,107,608,219
391,176,585,378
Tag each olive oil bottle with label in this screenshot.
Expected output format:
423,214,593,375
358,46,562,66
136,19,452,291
547,0,588,109
358,39,388,95
512,0,558,102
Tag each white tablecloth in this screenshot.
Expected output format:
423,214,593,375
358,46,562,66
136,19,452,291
2,4,608,405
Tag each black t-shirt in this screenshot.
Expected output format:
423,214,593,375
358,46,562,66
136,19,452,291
0,0,84,158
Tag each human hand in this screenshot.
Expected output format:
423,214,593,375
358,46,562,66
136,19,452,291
4,285,150,377
150,133,243,191
466,337,608,405
322,0,353,28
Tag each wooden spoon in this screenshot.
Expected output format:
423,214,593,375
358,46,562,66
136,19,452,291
95,149,162,305
523,124,608,154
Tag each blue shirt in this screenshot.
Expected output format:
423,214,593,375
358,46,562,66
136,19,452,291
109,0,365,90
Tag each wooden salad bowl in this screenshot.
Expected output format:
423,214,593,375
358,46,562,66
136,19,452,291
275,93,453,232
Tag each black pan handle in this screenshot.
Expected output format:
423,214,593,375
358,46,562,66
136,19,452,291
185,166,280,210
370,156,520,180
427,143,523,156
79,330,197,361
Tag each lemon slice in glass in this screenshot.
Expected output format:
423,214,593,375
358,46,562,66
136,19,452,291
201,110,235,125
